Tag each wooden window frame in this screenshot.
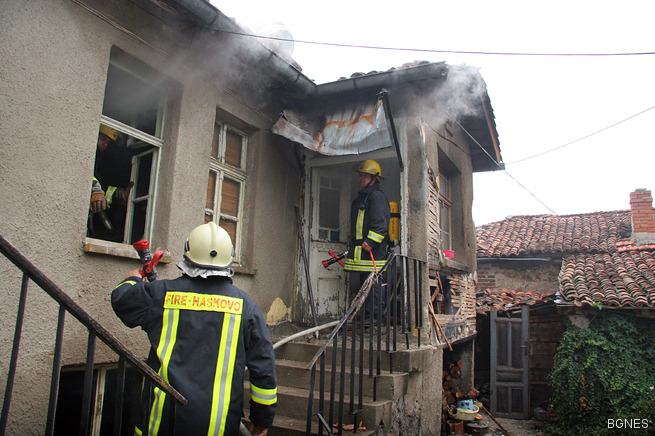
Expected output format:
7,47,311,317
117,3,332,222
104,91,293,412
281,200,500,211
438,171,452,250
205,122,247,262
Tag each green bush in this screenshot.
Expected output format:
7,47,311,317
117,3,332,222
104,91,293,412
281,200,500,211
546,312,655,435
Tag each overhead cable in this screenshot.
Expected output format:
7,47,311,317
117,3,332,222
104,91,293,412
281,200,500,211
445,111,558,215
213,28,655,57
507,105,655,164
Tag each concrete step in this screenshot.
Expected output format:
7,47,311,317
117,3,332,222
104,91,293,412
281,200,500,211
243,414,375,436
274,358,408,401
274,338,423,374
255,338,432,435
245,384,392,432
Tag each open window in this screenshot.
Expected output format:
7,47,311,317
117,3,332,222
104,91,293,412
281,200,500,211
87,50,165,247
205,120,247,261
54,365,143,435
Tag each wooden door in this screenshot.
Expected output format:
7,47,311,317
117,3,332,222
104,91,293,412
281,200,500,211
490,306,529,418
307,168,350,321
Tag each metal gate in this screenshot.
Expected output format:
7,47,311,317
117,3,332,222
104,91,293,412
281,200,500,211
490,306,529,418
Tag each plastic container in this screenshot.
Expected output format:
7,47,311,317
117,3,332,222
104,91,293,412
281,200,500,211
448,405,480,421
457,399,474,410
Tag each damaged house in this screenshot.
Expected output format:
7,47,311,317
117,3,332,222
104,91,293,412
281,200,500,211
475,189,655,419
0,0,501,434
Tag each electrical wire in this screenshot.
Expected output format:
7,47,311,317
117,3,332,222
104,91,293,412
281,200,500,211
212,28,655,58
445,111,558,215
507,104,655,164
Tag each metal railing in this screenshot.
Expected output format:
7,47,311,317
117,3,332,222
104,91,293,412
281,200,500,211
0,235,187,436
305,253,426,435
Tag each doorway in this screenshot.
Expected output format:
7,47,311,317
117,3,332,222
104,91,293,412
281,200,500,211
490,307,529,418
302,150,400,322
307,167,350,321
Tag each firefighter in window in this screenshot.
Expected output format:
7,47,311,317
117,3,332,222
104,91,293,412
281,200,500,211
88,124,134,242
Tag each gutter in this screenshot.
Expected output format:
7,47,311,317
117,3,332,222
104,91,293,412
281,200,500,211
316,61,448,96
477,257,553,263
171,2,450,100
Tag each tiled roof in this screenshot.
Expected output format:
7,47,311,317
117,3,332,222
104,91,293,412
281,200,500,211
476,211,632,258
476,289,556,313
559,250,655,307
476,208,655,309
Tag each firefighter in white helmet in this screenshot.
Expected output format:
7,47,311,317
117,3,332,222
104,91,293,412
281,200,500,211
112,222,277,435
345,160,391,322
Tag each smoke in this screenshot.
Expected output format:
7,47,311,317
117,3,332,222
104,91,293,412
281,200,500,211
414,64,487,129
174,12,302,113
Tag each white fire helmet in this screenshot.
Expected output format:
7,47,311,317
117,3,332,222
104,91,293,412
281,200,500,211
183,222,234,270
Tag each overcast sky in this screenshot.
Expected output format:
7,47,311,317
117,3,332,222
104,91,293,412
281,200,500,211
212,0,655,226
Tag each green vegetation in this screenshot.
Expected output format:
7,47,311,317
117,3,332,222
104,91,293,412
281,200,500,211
545,312,655,435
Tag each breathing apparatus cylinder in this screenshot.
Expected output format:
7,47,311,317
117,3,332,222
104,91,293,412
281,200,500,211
389,201,399,244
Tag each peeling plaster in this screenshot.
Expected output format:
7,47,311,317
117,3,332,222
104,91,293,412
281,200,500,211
266,297,290,325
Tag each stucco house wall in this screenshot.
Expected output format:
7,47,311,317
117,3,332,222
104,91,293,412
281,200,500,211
2,2,502,434
0,1,299,432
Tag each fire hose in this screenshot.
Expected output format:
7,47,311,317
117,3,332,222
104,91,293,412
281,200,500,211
322,249,378,274
321,250,347,268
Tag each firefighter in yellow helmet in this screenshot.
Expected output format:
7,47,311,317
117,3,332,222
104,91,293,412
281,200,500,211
345,160,390,322
112,222,277,435
90,125,120,213
88,124,133,241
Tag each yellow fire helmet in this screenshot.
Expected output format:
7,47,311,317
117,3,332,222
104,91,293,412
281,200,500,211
353,159,383,180
183,222,234,270
99,124,119,141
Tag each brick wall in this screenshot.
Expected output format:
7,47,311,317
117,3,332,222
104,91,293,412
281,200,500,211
476,264,496,289
448,273,476,319
630,189,655,234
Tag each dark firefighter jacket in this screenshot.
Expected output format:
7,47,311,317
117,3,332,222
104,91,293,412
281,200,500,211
344,183,390,272
111,274,277,436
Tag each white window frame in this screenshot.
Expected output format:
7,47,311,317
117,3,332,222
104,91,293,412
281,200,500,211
206,122,247,262
85,55,166,258
314,174,345,243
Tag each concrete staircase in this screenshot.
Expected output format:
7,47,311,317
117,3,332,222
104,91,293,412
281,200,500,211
246,338,415,435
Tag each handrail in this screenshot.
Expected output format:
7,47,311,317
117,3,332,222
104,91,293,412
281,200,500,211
0,234,186,435
304,253,426,435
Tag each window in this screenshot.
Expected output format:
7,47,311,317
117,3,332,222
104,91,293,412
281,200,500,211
438,171,452,250
87,52,165,246
205,121,247,259
54,365,143,435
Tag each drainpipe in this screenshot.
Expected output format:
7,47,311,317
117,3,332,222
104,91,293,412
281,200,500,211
377,89,404,171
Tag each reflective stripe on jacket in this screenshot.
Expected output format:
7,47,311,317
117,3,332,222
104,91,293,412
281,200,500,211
344,184,390,272
111,275,277,435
